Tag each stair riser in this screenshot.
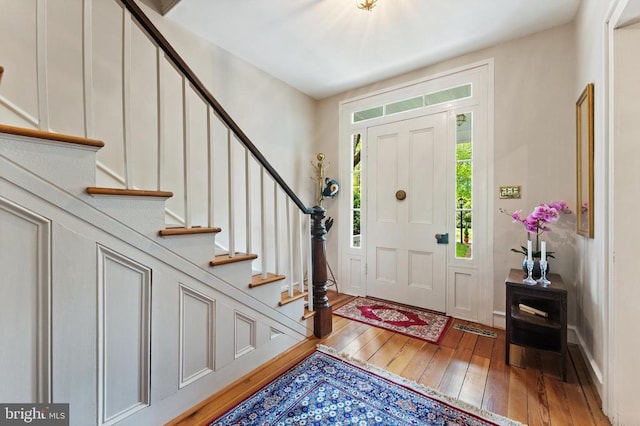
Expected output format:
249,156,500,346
277,298,308,320
157,233,219,268
209,260,255,289
247,283,282,306
0,134,98,195
83,195,167,237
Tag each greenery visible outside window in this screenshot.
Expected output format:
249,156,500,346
351,134,362,248
455,112,472,259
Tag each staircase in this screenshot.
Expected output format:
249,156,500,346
0,122,321,425
0,0,332,424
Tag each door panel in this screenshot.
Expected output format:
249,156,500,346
409,129,434,224
366,113,447,312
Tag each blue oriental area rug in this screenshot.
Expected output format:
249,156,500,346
209,346,522,426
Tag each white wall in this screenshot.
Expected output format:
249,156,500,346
316,24,577,324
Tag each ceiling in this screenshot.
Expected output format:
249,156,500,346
166,0,581,100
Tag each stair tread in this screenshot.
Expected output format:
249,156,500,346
159,226,221,237
279,289,307,306
0,124,104,148
302,308,316,320
209,252,258,267
249,273,286,288
86,187,173,198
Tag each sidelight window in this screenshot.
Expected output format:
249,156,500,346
350,133,362,248
455,112,473,259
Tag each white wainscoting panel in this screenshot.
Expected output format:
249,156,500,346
179,284,215,388
0,198,51,403
234,311,257,359
270,327,284,340
97,245,151,425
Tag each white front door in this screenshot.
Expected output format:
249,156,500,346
366,113,448,312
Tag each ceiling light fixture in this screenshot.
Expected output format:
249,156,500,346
357,0,377,11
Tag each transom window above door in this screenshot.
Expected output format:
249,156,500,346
352,83,472,123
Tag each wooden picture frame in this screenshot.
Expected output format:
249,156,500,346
576,83,594,238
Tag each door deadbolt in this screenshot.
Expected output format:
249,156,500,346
395,190,406,201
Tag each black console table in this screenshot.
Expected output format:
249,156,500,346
504,268,568,381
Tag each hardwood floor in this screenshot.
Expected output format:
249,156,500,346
168,293,610,426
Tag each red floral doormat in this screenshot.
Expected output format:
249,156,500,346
333,297,452,344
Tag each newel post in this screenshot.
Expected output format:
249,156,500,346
310,205,332,338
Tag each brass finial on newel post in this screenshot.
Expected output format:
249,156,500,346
312,153,330,206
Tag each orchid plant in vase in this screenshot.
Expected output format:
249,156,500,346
500,200,571,260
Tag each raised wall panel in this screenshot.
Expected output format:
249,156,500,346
270,328,284,340
92,0,126,179
234,311,256,359
161,60,185,220
0,0,39,121
130,21,159,191
98,246,151,425
0,198,51,403
47,0,85,136
186,88,210,227
179,285,214,388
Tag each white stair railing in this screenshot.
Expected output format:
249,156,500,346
117,0,315,308
1,0,331,333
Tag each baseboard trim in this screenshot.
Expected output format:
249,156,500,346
569,325,604,387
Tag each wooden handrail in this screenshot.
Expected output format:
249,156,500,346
119,0,311,215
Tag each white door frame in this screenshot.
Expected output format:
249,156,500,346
337,59,495,325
